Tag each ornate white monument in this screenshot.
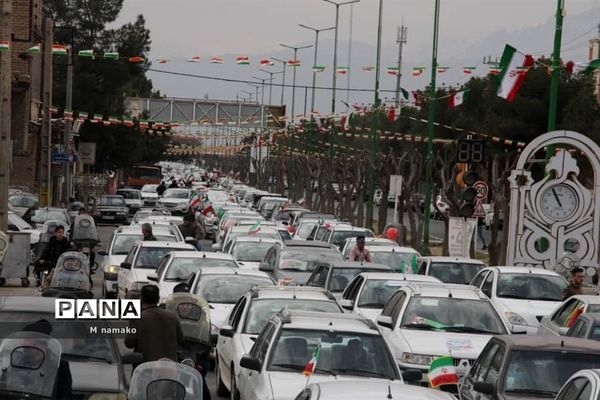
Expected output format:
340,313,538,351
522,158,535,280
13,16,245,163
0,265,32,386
506,131,600,275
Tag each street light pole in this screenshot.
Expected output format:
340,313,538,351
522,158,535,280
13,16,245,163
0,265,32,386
280,43,313,123
546,0,565,158
271,57,288,108
323,0,360,113
366,0,383,229
299,24,335,113
422,0,441,254
259,69,284,106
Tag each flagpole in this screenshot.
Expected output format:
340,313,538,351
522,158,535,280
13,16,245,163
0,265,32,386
546,0,565,159
422,0,441,255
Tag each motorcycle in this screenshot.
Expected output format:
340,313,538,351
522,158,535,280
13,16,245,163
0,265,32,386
0,331,62,399
41,252,93,299
128,359,204,400
70,214,100,274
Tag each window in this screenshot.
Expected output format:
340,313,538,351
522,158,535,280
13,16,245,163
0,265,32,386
569,319,589,338
481,272,494,297
228,297,246,326
482,344,504,383
471,271,489,288
470,342,500,381
307,266,328,288
381,291,403,317
255,323,276,365
343,276,363,301
552,299,581,326
391,293,407,327
231,298,247,330
155,256,171,280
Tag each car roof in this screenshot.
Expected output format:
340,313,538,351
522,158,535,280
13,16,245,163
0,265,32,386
170,251,235,260
310,381,453,400
358,272,441,283
283,240,332,248
137,241,195,249
117,188,140,192
571,295,600,304
405,282,487,299
0,296,55,313
276,310,378,334
196,266,270,277
345,237,396,245
230,225,277,233
494,334,600,352
368,246,419,253
490,266,564,276
329,226,372,232
425,256,486,264
329,261,392,271
117,226,175,234
233,236,282,244
250,286,337,301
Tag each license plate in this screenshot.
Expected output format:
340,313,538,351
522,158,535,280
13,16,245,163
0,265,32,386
104,216,115,220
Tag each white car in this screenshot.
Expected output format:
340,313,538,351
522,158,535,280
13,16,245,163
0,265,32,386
340,237,398,260
377,282,511,383
219,225,280,253
215,287,342,398
555,369,600,400
538,295,600,336
369,246,421,272
148,251,239,302
237,310,404,400
186,266,275,341
157,188,191,215
295,380,456,400
470,266,568,334
8,211,42,249
321,225,375,250
418,256,487,285
140,184,159,206
227,236,283,269
116,188,144,215
339,272,441,321
117,241,195,299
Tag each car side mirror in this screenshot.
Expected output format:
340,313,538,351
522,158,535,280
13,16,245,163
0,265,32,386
121,352,143,365
473,381,495,395
259,262,274,272
376,315,393,329
240,355,261,372
220,325,235,338
558,326,570,336
338,299,354,311
147,272,158,282
97,250,108,256
120,262,132,270
402,369,422,383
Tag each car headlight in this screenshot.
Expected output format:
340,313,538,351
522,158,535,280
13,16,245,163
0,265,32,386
401,352,434,366
87,394,127,400
133,281,149,291
108,265,119,273
506,312,527,326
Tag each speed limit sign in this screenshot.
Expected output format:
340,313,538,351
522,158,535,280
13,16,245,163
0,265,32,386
472,181,488,218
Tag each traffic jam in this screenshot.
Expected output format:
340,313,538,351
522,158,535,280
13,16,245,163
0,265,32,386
1,161,600,400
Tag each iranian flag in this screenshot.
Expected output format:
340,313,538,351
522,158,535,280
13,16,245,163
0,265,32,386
78,112,88,121
260,59,274,66
437,66,450,74
448,91,466,108
236,56,250,65
0,41,9,52
103,52,119,60
428,356,458,388
496,45,534,102
288,59,301,67
49,106,58,115
78,49,94,58
412,67,425,76
210,57,224,64
312,65,325,73
387,107,399,123
64,110,73,121
303,346,321,376
488,66,502,75
189,192,201,209
129,56,144,63
248,221,261,235
362,66,374,71
157,59,169,64
564,305,584,328
387,67,400,76
27,44,41,54
52,44,67,55
188,56,201,62
93,115,103,124
123,118,134,127
575,59,600,74
463,66,477,74
337,66,349,75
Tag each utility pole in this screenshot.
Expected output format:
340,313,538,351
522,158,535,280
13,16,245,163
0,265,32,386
271,58,288,108
346,3,354,104
394,25,408,108
422,0,441,255
40,18,53,207
0,0,12,231
280,43,312,123
299,24,335,113
63,45,73,204
259,69,283,106
546,0,565,158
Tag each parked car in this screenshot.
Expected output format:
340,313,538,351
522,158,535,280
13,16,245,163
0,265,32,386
93,195,128,224
116,188,144,215
555,369,600,400
305,261,392,298
8,193,38,217
538,295,600,336
470,266,568,334
418,256,487,285
460,335,600,400
25,207,71,233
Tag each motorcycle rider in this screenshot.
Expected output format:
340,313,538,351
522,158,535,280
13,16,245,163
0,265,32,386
34,225,71,288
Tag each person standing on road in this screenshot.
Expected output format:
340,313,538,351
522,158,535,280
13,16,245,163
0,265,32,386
125,285,184,363
178,213,206,250
563,267,585,300
156,181,167,196
477,218,487,250
349,235,373,263
141,223,157,241
169,177,179,188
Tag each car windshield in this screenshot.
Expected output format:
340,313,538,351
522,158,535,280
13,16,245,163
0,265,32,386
117,191,140,200
503,350,600,395
112,235,143,255
428,262,485,284
9,196,38,208
296,222,317,239
268,328,399,380
99,197,125,206
8,213,32,230
134,247,181,269
232,242,279,262
280,250,340,272
331,230,374,246
142,185,157,193
371,251,417,272
330,268,386,293
401,297,507,334
496,273,568,301
194,275,273,303
32,210,68,224
244,299,341,334
278,230,292,241
163,189,189,199
165,258,238,280
0,312,118,363
358,279,410,308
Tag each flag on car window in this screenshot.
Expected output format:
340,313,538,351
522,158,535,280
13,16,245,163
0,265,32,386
410,254,419,274
564,305,584,328
248,221,261,235
428,356,458,388
303,345,321,376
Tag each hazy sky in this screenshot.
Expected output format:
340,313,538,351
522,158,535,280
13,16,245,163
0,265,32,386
113,0,600,110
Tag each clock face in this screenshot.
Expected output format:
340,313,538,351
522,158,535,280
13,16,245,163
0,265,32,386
541,184,578,221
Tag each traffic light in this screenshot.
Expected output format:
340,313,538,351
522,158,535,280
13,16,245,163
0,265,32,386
459,170,479,217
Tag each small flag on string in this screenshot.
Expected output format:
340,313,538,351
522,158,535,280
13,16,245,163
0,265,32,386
93,115,103,124
515,66,531,75
139,120,149,129
236,56,250,65
27,44,41,54
437,66,450,73
129,56,144,63
52,44,67,55
103,52,119,60
288,59,301,67
412,67,425,76
336,66,349,75
463,66,477,74
78,49,94,58
77,112,88,122
210,57,224,64
157,59,169,64
123,117,134,127
362,66,374,71
109,116,120,125
260,59,274,66
312,65,325,73
188,56,200,62
488,66,502,75
64,110,74,121
448,91,467,108
387,67,400,76
0,41,10,52
387,106,399,123
49,106,58,115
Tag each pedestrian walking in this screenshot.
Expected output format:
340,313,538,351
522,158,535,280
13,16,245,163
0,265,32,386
156,181,167,196
477,218,487,250
125,285,184,363
562,267,585,300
